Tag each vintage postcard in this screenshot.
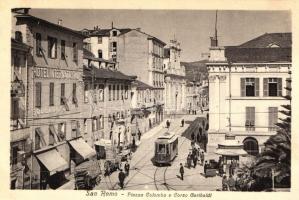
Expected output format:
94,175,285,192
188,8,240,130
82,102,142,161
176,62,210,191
0,0,298,199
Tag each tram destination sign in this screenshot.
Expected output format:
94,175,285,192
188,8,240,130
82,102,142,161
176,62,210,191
33,67,80,80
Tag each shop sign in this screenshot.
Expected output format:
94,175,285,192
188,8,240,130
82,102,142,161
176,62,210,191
33,67,79,80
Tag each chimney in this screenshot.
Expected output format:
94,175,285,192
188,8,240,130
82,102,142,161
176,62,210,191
111,21,114,29
58,19,62,25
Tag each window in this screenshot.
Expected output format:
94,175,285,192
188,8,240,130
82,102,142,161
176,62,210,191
98,36,102,44
112,85,116,100
60,83,65,105
61,40,65,59
71,120,79,138
116,85,119,100
15,31,23,42
84,83,89,103
263,78,282,97
243,137,259,156
49,128,56,145
73,42,78,63
83,119,88,134
98,84,104,101
93,84,97,103
35,82,42,108
241,78,259,97
112,30,117,36
11,99,19,121
111,42,117,52
12,146,19,165
109,85,112,101
98,50,103,58
157,144,165,153
245,107,255,131
125,85,128,99
98,115,104,129
268,107,278,131
47,36,57,58
49,82,54,106
72,83,77,105
286,78,291,97
35,130,41,150
58,122,66,140
92,117,97,132
36,33,42,56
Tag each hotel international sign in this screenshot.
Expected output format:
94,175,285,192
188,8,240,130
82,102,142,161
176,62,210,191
33,66,81,80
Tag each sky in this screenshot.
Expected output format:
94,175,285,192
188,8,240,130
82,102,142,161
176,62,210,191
30,9,291,62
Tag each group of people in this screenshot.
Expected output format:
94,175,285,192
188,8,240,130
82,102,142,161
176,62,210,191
186,146,205,169
118,161,130,189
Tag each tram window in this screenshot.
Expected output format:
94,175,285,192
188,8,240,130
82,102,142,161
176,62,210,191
166,145,169,154
158,144,165,153
173,142,176,151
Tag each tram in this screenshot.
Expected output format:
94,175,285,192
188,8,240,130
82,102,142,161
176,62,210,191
154,132,178,165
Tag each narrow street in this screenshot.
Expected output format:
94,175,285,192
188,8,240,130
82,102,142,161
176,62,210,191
95,114,221,191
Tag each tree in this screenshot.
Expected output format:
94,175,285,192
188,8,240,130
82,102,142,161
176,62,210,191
253,73,291,189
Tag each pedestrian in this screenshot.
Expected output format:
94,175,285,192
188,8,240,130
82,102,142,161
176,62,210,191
222,175,228,191
124,161,130,176
235,174,242,191
181,119,185,127
187,153,192,169
137,129,141,141
228,175,236,191
179,163,184,180
200,150,205,165
166,120,170,128
204,161,208,174
118,169,126,189
193,153,198,168
191,132,195,141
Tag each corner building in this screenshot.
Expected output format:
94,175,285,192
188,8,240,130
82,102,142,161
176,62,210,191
13,12,95,189
206,33,292,156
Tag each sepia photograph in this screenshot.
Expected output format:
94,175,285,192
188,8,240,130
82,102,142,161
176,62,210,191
8,6,292,193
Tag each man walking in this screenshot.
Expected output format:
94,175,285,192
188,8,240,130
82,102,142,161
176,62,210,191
200,150,205,165
179,163,184,180
193,153,198,168
181,119,185,127
118,169,126,189
124,161,130,176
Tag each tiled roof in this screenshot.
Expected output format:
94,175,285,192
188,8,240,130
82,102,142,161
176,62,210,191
83,65,133,81
238,33,291,48
133,80,153,90
225,47,291,63
224,33,292,63
15,14,86,38
82,28,132,37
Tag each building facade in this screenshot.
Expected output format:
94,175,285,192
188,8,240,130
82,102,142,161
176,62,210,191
206,33,292,156
82,49,134,152
163,39,186,116
12,10,96,189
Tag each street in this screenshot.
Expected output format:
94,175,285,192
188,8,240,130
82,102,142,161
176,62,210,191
95,114,222,191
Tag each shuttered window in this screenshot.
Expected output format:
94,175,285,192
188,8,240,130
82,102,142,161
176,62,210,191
112,85,115,100
109,85,112,101
116,85,119,100
245,107,255,131
263,78,268,96
49,82,54,106
72,83,77,104
35,82,42,108
268,107,278,131
61,40,65,59
48,36,57,58
99,84,104,101
241,78,259,97
36,33,42,56
61,83,65,105
286,78,291,97
73,42,78,63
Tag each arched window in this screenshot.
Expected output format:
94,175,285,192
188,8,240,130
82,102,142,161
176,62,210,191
15,31,23,42
243,137,259,156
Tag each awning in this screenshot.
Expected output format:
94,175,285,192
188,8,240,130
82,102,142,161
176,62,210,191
94,139,112,147
215,148,248,156
36,149,68,175
69,138,96,160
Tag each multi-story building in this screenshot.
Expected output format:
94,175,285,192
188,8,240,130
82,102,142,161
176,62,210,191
117,29,166,126
12,10,96,189
163,39,186,116
130,80,154,138
82,27,166,127
207,32,291,155
10,35,32,189
82,48,134,151
185,81,201,115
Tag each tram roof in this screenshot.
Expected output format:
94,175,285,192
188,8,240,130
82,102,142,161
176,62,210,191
158,132,175,139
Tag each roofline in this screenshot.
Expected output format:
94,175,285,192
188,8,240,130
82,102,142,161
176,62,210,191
15,14,87,38
206,62,291,65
